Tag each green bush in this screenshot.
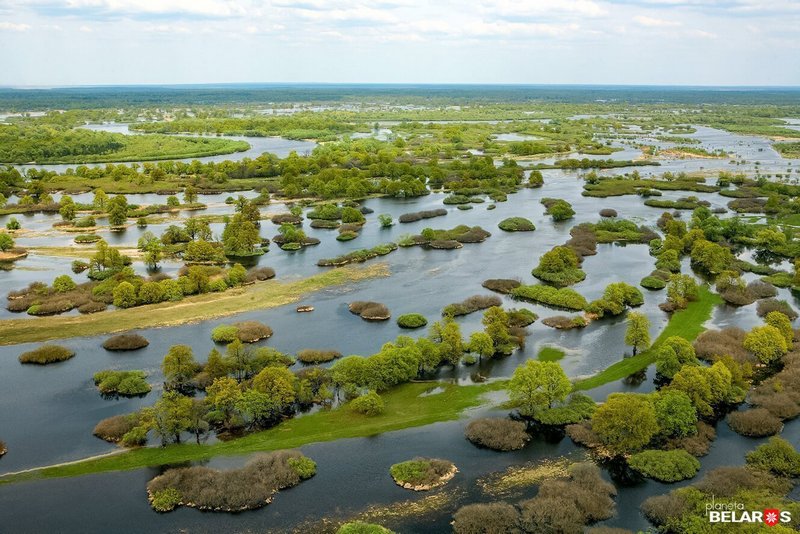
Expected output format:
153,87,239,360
628,450,701,482
350,391,385,416
287,456,318,479
297,349,342,364
52,275,77,293
641,276,667,290
93,370,151,396
18,344,75,365
337,522,394,534
150,488,182,513
746,437,800,477
397,313,428,329
534,394,597,425
511,285,587,311
211,324,239,343
389,458,455,487
498,217,535,232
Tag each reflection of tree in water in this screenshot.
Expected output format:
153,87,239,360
623,369,647,387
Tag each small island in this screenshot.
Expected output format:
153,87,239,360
389,458,457,491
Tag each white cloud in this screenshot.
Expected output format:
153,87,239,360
634,15,680,27
0,21,31,31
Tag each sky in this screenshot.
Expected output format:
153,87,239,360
0,0,798,87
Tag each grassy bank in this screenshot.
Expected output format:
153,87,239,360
573,286,721,391
0,380,504,484
0,263,389,345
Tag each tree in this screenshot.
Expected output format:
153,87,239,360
222,213,261,256
651,390,697,438
53,274,76,293
236,389,279,428
137,231,162,269
251,366,297,413
690,240,734,275
162,344,198,391
112,281,137,308
225,339,254,381
625,312,651,355
184,217,211,241
93,189,108,211
141,391,192,446
187,399,210,444
59,195,76,221
204,348,228,380
468,331,494,363
183,185,198,204
378,214,393,227
436,318,464,365
107,195,128,227
744,325,788,364
482,306,513,353
666,274,699,309
0,232,15,251
765,311,794,349
6,217,20,230
508,360,571,416
592,393,658,455
205,376,241,429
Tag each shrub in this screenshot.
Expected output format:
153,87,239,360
628,450,701,482
288,456,318,479
640,276,667,290
71,260,90,273
498,217,535,232
756,298,798,320
599,208,618,217
350,391,385,416
271,213,302,225
150,488,182,513
389,458,456,489
398,209,447,223
52,275,77,292
442,295,502,317
693,327,751,363
211,324,239,343
146,450,315,512
465,418,529,451
746,437,800,477
337,522,394,534
310,219,340,229
727,408,782,437
511,285,587,311
452,503,520,534
664,421,716,457
348,301,391,321
78,301,107,314
93,413,139,443
694,466,791,497
641,493,691,527
235,321,273,342
542,315,587,329
18,344,75,365
397,313,427,329
541,198,575,221
747,280,777,299
531,246,585,287
507,308,538,327
482,278,521,294
93,370,151,396
244,266,276,283
297,349,342,364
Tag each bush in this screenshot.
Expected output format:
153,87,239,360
465,418,529,451
442,295,502,317
398,209,447,223
746,437,800,477
102,333,150,351
93,413,139,443
390,458,456,490
150,488,182,513
727,408,783,437
52,275,77,292
146,450,315,512
498,217,535,232
599,208,618,217
297,349,342,364
18,344,75,365
397,313,427,329
756,298,798,320
531,246,585,287
542,315,587,329
640,276,667,290
452,503,520,534
211,324,239,343
74,234,101,244
641,493,691,527
350,391,385,416
337,522,394,534
747,280,777,299
348,301,391,321
693,328,751,363
482,278,521,294
511,285,587,311
235,321,273,342
93,370,151,396
664,421,716,457
78,301,107,314
507,308,538,327
628,450,701,482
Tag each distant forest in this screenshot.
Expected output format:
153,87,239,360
1,84,799,110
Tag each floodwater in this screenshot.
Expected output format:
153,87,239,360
0,123,798,532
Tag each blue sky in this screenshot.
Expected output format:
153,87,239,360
0,0,798,86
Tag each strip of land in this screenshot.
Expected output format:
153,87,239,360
0,263,389,345
573,286,721,390
0,380,505,484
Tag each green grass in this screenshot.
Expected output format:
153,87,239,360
572,286,722,391
0,264,389,345
0,380,505,485
538,347,566,362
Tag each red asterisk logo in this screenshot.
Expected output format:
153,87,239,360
764,509,780,527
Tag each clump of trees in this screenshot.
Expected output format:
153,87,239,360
464,418,529,451
146,450,316,512
102,333,149,351
93,370,151,396
532,246,586,287
587,282,644,318
18,344,75,365
507,360,596,425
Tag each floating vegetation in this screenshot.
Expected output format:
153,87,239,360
476,457,578,497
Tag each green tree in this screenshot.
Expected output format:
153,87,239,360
0,232,15,251
251,366,297,413
183,185,198,204
592,393,658,455
508,360,571,416
162,344,198,391
205,376,242,429
468,331,494,362
93,189,108,211
743,325,788,364
378,214,393,227
625,311,651,355
222,213,262,256
53,274,76,292
482,306,513,353
651,390,697,438
107,195,128,227
141,391,192,446
765,311,794,349
59,195,76,222
6,217,20,230
112,281,137,308
137,231,163,269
